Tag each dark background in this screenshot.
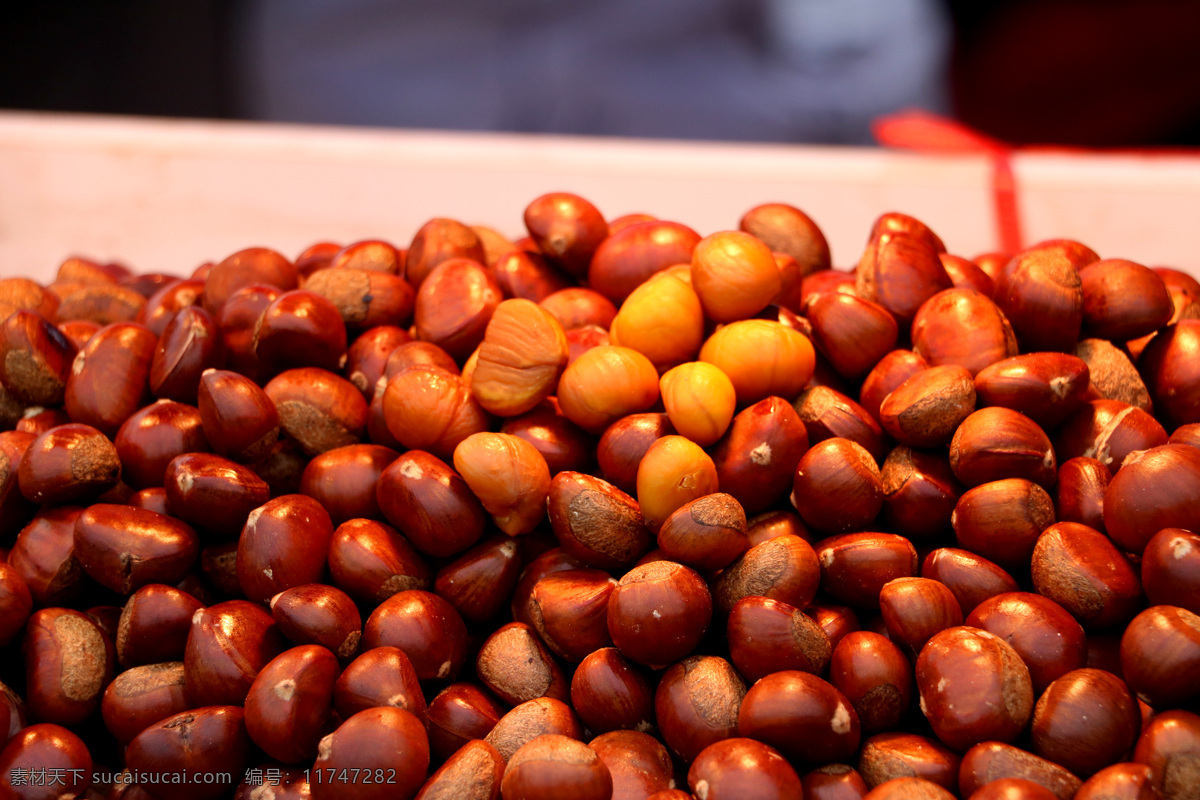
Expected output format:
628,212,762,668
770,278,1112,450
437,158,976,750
3,0,1199,147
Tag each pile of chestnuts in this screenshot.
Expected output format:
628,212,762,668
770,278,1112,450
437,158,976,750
0,192,1198,800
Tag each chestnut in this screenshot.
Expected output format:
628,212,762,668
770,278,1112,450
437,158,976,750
739,670,862,765
688,737,804,800
655,655,746,763
607,560,712,667
309,707,429,800
1030,668,1141,777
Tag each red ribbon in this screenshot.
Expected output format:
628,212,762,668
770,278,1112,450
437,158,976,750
873,110,1024,256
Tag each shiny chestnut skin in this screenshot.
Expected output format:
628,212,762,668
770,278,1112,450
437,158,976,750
793,386,887,463
0,309,77,406
73,503,200,594
1055,400,1168,473
1140,528,1200,614
184,599,286,706
1055,457,1110,532
236,494,334,602
997,248,1084,353
1120,605,1200,709
856,229,951,329
376,450,486,558
915,627,1034,752
7,506,88,607
1133,709,1200,800
656,492,748,571
524,192,608,278
814,533,918,610
1140,320,1200,429
362,589,469,682
270,583,362,660
879,365,976,449
164,452,270,538
968,778,1061,800
655,655,746,763
405,217,486,287
327,518,432,605
0,562,33,647
244,645,339,764
965,592,1087,693
1030,522,1143,630
949,407,1056,489
1105,444,1200,556
687,737,804,800
309,706,429,800
860,350,931,423
526,568,615,662
196,368,281,463
793,438,884,534
589,219,701,304
829,631,914,736
570,646,656,735
0,430,36,538
1073,763,1159,800
951,478,1055,570
715,533,822,615
64,321,157,436
911,288,1018,377
252,289,347,376
333,646,425,723
502,733,613,800
18,423,121,505
728,596,832,684
476,621,569,706
959,741,1084,800
1079,258,1173,341
974,353,1091,430
299,444,398,524
116,583,204,667
878,577,963,656
435,535,522,624
114,400,210,489
588,729,675,800
805,292,899,380
739,670,861,765
265,367,370,456
880,447,962,540
596,412,673,495
427,682,506,762
547,471,653,570
23,606,115,725
740,202,831,278
413,258,502,362
711,396,810,515
100,661,190,744
485,697,584,762
804,764,871,800
0,724,94,800
501,398,598,476
1030,668,1141,777
857,732,961,791
148,305,223,403
607,560,712,667
203,246,297,317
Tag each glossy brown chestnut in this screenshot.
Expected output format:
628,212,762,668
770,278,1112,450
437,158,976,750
793,438,884,534
792,386,887,463
265,367,370,456
1105,444,1200,556
0,724,94,800
1030,668,1141,777
526,568,616,662
739,670,861,765
546,471,653,570
728,596,832,684
100,661,190,744
1054,457,1110,532
362,589,469,682
950,407,1056,489
405,217,486,287
375,450,486,558
415,739,506,800
114,400,210,489
23,607,115,725
687,737,804,800
997,248,1083,353
305,267,415,331
880,447,962,540
196,368,281,463
588,729,674,800
589,219,701,304
1073,763,1158,800
856,230,952,328
813,533,919,610
244,645,339,764
911,288,1018,377
64,322,157,436
1079,259,1173,342
973,353,1091,430
1120,605,1200,709
806,292,900,380
1030,522,1143,630
655,655,746,763
434,536,522,624
270,583,362,660
326,518,432,605
959,742,1084,800
73,503,200,594
309,707,429,800
951,478,1055,569
880,365,976,448
501,398,597,477
7,506,87,607
502,733,613,800
148,305,223,403
203,246,297,317
0,562,33,647
570,647,656,735
1140,320,1200,429
607,560,712,667
0,309,76,406
857,732,961,791
485,697,583,762
878,578,963,656
475,621,569,706
333,646,425,723
965,592,1087,693
427,683,507,763
18,423,121,505
184,600,286,706
164,452,270,538
1132,709,1200,800
1055,400,1168,472
915,627,1034,752
1140,528,1200,614
116,583,204,667
236,494,334,602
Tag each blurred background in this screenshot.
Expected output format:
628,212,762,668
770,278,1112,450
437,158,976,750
3,0,1199,148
